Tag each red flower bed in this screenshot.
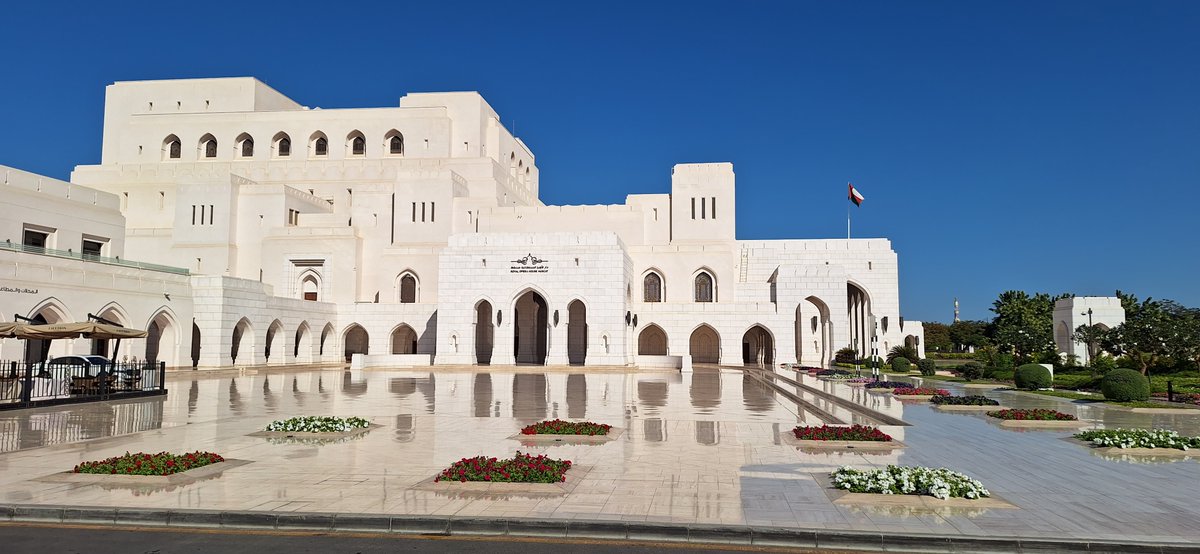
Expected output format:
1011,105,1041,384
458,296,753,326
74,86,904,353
73,451,225,476
434,451,572,483
793,424,892,442
520,419,611,436
986,408,1077,421
893,387,950,396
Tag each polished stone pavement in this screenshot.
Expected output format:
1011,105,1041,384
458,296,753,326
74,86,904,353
1,366,1198,545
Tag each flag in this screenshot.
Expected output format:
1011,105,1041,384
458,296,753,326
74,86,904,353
848,183,864,207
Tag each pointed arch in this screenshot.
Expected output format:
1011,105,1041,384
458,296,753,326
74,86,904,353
342,323,369,362
26,297,73,324
25,298,72,363
567,299,587,365
474,298,495,365
91,302,130,358
198,133,218,159
390,323,418,354
385,129,404,156
231,317,254,365
693,268,716,302
235,132,254,158
310,131,328,157
397,270,419,303
797,295,832,366
638,323,668,355
847,280,873,359
319,322,334,358
298,269,322,301
294,321,313,362
741,324,775,367
264,319,285,364
144,307,181,367
513,288,549,365
162,134,181,160
689,323,721,364
347,130,366,156
272,131,291,157
642,268,664,303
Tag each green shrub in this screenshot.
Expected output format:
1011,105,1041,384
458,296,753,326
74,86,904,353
1090,354,1117,374
835,347,857,364
958,362,984,381
916,359,937,376
1014,364,1052,390
994,353,1015,370
1101,369,1151,402
890,357,912,373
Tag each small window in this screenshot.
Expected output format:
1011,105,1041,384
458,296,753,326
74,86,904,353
81,239,104,258
643,272,662,303
400,273,417,303
314,137,328,156
164,135,181,160
389,133,404,155
701,197,706,219
711,197,717,219
694,272,714,303
22,229,49,249
201,136,218,158
240,137,254,157
691,197,696,219
350,133,365,155
278,137,291,157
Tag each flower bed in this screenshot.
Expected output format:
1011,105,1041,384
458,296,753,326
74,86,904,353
1075,428,1200,451
265,416,370,433
931,395,999,406
846,377,872,384
831,465,990,500
816,369,853,377
986,408,1076,421
866,381,913,389
793,424,892,442
435,452,571,483
74,451,225,476
893,387,950,396
521,419,611,436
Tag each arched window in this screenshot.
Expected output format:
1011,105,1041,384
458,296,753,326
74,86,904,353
163,135,181,160
274,132,291,157
694,272,714,303
643,272,663,303
311,132,328,157
399,272,417,303
348,131,366,156
237,133,254,158
200,134,218,158
386,130,404,155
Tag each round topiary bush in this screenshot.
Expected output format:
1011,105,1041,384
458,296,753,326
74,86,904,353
958,362,984,381
1013,364,1052,390
891,357,912,373
1101,368,1150,402
917,359,937,376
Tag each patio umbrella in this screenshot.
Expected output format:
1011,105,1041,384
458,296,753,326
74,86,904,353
16,322,147,340
0,322,16,337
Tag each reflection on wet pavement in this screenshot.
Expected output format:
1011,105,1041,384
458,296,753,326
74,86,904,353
0,365,1197,545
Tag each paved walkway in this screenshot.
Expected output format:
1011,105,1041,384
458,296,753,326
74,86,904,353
1,366,1198,547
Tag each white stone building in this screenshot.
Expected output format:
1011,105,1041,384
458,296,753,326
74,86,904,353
1053,296,1125,364
2,77,924,369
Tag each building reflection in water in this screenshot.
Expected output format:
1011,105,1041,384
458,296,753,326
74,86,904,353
690,369,721,413
291,377,305,406
417,374,436,413
341,371,368,396
262,375,277,412
390,378,417,397
695,420,718,445
742,373,774,413
473,374,492,417
644,418,666,442
0,399,165,454
637,379,668,410
512,373,548,421
228,378,244,415
566,374,587,419
394,414,414,442
187,380,199,414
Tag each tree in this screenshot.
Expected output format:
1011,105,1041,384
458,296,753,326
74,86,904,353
922,322,953,352
1072,323,1110,368
948,320,990,351
990,291,1065,361
887,345,920,363
1107,297,1173,375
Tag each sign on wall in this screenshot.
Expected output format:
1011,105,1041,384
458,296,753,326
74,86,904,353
509,253,549,274
0,284,39,294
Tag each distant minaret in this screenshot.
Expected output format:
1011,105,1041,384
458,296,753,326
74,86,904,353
954,298,960,322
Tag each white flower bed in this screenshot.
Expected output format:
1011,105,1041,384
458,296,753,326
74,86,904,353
831,465,990,500
265,416,370,433
1076,428,1200,451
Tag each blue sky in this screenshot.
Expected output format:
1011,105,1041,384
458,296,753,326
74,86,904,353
2,1,1197,322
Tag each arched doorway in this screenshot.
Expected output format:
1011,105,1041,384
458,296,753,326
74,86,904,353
191,321,201,367
264,320,285,364
1055,320,1071,353
319,323,334,359
514,290,548,365
567,300,587,365
689,324,720,364
475,300,494,365
741,325,774,366
231,318,254,365
343,324,369,362
638,324,668,355
294,321,312,362
146,310,178,366
847,283,872,359
25,300,71,363
391,324,418,354
797,296,832,367
92,304,128,359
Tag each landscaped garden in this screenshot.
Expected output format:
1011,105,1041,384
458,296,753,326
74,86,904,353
831,465,991,500
793,424,892,442
893,387,950,397
1075,428,1200,451
265,416,370,433
986,408,1076,421
434,452,572,483
74,451,225,476
865,381,913,389
930,395,1000,406
521,419,611,436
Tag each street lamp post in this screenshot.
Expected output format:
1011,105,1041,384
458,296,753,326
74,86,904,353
1080,308,1094,366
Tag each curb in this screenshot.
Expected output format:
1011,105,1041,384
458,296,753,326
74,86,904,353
1,504,1198,553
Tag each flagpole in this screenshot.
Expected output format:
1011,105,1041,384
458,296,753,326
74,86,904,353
847,203,851,239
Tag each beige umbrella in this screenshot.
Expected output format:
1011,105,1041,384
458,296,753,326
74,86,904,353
0,322,16,337
16,322,147,340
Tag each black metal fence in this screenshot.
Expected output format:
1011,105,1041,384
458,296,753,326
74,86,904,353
0,360,166,410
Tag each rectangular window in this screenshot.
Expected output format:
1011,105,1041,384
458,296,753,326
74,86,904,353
192,205,196,225
22,229,48,249
81,239,104,258
711,197,717,219
421,202,426,222
431,202,435,222
691,197,696,220
200,205,206,225
701,197,706,219
209,205,214,225
412,202,416,222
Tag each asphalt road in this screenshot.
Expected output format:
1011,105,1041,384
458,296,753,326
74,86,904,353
0,523,861,554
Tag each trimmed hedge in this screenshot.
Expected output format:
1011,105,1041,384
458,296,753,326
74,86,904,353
1101,368,1151,402
958,362,984,381
1014,364,1052,390
916,359,937,376
891,357,912,373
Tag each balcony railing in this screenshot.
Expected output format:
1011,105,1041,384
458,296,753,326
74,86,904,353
0,360,167,410
0,241,189,275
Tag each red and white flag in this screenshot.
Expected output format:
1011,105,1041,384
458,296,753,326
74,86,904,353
848,183,864,207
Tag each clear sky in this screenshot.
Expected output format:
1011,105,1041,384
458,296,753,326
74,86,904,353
2,1,1197,322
